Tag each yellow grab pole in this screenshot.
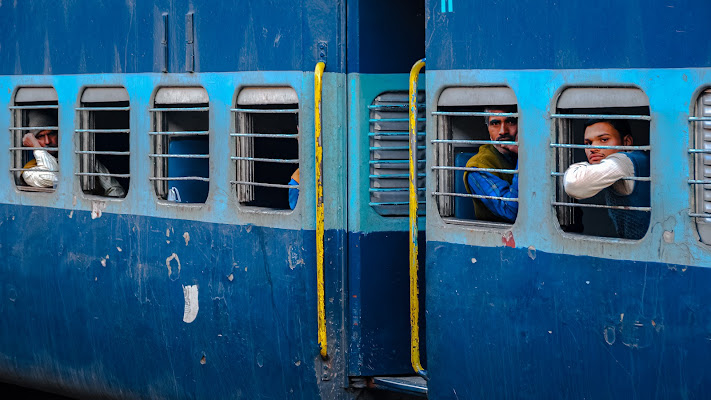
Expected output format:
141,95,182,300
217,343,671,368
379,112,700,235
408,58,427,378
314,61,327,359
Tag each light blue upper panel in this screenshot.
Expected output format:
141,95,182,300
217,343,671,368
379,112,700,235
0,71,348,232
425,67,711,265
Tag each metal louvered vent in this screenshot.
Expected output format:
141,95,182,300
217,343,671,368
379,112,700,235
691,90,711,244
368,91,426,217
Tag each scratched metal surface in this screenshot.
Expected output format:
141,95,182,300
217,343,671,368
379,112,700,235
0,204,349,399
0,0,425,75
0,0,344,74
426,0,711,70
425,242,711,399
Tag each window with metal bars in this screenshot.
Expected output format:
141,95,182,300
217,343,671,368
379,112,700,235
232,87,299,210
432,87,518,225
150,87,210,204
369,91,425,217
690,89,711,244
10,87,59,192
551,88,651,239
76,88,130,198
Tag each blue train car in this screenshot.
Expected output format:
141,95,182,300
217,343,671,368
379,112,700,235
421,0,711,399
4,0,711,399
0,0,426,398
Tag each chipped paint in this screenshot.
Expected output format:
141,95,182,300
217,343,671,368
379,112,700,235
68,210,73,218
527,246,536,260
227,273,234,281
604,326,616,345
91,201,106,219
182,284,199,323
166,253,181,280
183,232,190,246
501,231,515,248
471,258,476,263
663,230,674,243
117,247,122,252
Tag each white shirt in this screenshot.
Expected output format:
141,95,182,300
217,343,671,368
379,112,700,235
22,149,58,188
22,150,125,197
563,152,635,200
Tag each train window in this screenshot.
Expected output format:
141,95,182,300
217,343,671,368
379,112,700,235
369,91,426,216
690,89,711,244
10,87,60,192
150,87,210,204
432,87,519,226
552,88,651,240
232,87,299,210
76,88,130,198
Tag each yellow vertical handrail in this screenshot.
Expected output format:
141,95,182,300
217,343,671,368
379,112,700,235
408,58,427,378
314,61,328,359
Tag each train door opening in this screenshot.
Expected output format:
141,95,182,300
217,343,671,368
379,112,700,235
344,0,427,396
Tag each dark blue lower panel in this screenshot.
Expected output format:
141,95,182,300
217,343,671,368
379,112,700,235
426,241,711,400
0,204,346,399
348,231,426,376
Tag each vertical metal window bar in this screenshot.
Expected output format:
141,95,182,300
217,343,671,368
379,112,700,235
430,110,519,218
149,104,210,200
9,102,60,190
75,103,131,196
230,105,299,206
549,113,652,216
369,91,426,216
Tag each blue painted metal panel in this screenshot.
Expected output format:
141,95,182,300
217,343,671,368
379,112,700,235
426,0,711,70
347,231,426,376
426,241,711,399
0,0,346,75
0,204,348,399
346,0,425,74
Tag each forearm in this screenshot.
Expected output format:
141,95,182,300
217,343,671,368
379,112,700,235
467,172,518,222
22,150,58,187
563,154,634,199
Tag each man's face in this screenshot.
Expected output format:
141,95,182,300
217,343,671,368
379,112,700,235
487,110,518,155
583,122,632,164
35,130,58,148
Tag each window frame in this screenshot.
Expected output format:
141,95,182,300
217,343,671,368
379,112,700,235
431,86,520,227
10,87,60,193
550,86,652,240
76,87,131,199
689,88,711,244
149,86,211,204
231,86,300,211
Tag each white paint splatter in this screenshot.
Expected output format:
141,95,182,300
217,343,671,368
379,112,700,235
471,258,477,264
182,284,199,323
101,258,107,267
183,232,190,246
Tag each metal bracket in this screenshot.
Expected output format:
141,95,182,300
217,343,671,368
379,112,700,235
161,13,169,73
185,12,195,73
317,41,327,64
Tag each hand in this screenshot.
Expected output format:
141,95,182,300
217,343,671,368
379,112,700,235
22,133,41,148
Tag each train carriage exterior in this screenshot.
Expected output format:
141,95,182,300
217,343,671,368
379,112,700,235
2,0,711,399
